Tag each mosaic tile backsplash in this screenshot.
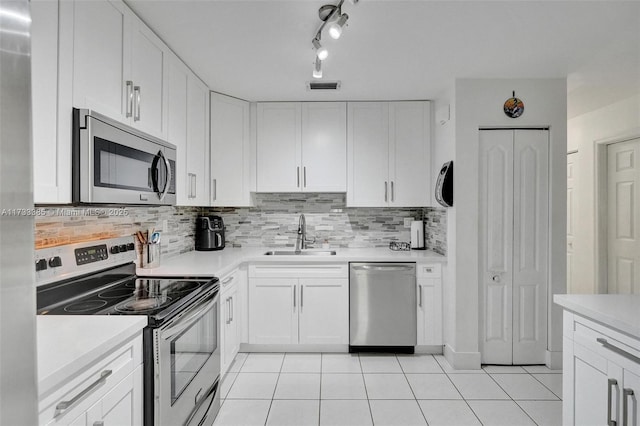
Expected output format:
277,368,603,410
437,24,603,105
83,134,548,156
207,193,447,255
34,194,447,258
34,206,200,258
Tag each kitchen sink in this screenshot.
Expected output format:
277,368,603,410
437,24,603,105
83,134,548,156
264,250,337,256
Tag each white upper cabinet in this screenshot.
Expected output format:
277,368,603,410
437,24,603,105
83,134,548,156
129,15,169,139
32,0,69,203
256,103,302,192
347,102,390,206
167,56,189,205
66,0,168,140
167,54,210,206
256,102,347,193
70,0,130,123
301,103,347,192
210,93,252,206
347,101,431,207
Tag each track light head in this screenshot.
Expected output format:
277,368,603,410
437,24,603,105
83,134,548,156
313,58,323,79
312,38,329,60
328,13,348,39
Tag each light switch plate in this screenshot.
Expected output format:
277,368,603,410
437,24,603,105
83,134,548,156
404,218,412,228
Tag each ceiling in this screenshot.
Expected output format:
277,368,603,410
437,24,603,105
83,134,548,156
126,1,640,116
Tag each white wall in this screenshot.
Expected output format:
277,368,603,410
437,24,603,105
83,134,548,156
432,85,456,356
567,93,640,294
436,79,567,368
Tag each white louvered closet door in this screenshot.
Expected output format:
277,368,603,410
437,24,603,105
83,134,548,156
479,129,549,365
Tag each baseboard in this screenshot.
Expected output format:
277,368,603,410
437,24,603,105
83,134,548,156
415,345,444,354
546,350,563,370
240,343,349,353
444,344,482,370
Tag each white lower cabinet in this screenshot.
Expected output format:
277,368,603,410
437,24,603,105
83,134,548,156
416,264,443,346
563,311,640,426
220,268,244,374
248,264,348,346
40,334,143,426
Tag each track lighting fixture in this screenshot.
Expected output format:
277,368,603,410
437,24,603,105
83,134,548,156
328,13,348,39
309,0,357,80
313,58,323,79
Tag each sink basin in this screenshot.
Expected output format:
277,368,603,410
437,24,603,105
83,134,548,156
264,250,337,256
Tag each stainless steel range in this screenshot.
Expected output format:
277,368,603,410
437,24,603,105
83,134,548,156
36,236,221,426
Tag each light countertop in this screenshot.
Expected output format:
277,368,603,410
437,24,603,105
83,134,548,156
554,294,640,340
37,315,147,398
137,247,446,278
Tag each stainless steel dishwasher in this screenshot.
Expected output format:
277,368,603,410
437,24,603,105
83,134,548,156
349,263,416,352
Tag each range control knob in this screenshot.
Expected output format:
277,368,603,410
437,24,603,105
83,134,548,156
118,244,128,252
126,243,135,251
110,246,120,254
35,259,47,272
48,256,62,268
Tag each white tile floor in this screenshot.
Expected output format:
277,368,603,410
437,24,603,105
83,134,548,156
214,352,563,426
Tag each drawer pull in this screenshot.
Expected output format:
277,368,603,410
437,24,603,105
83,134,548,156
608,378,618,426
425,268,433,273
222,276,235,285
623,388,634,426
597,337,640,364
55,370,112,417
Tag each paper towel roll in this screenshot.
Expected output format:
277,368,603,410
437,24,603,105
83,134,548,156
411,220,424,249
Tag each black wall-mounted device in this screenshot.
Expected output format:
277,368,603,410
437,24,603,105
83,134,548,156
435,161,453,208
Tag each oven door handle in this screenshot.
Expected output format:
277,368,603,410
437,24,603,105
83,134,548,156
183,379,218,426
162,293,217,341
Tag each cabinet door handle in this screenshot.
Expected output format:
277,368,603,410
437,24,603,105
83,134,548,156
303,167,307,188
597,337,640,364
133,85,141,121
297,167,300,188
623,388,634,426
608,378,618,426
230,296,233,322
391,181,395,202
301,285,304,311
212,179,217,201
192,173,197,198
93,422,104,426
384,181,388,202
419,285,422,307
126,80,134,118
293,286,296,310
55,370,112,417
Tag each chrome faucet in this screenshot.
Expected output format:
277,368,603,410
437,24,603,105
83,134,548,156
296,214,307,251
295,213,314,251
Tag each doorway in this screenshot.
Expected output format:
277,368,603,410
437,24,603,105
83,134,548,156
478,129,549,365
606,138,640,294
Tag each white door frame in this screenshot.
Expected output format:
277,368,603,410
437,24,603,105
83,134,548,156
594,128,640,294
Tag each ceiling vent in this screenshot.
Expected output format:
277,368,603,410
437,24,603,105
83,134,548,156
307,81,341,91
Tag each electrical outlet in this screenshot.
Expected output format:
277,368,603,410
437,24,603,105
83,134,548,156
404,218,412,228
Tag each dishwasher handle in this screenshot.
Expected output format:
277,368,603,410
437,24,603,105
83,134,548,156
352,264,414,272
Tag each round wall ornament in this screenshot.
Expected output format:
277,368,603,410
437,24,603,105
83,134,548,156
503,91,524,118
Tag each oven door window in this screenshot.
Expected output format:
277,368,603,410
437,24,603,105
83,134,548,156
170,303,217,404
93,137,175,195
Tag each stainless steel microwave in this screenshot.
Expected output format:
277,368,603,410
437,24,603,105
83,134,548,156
72,109,176,205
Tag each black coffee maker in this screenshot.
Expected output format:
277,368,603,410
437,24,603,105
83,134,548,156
195,216,225,251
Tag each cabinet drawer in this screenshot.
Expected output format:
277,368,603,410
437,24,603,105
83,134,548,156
570,314,640,372
249,263,348,278
39,334,142,425
220,268,239,295
417,264,441,278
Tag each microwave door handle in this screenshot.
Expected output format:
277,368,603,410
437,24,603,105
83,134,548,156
153,150,172,201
